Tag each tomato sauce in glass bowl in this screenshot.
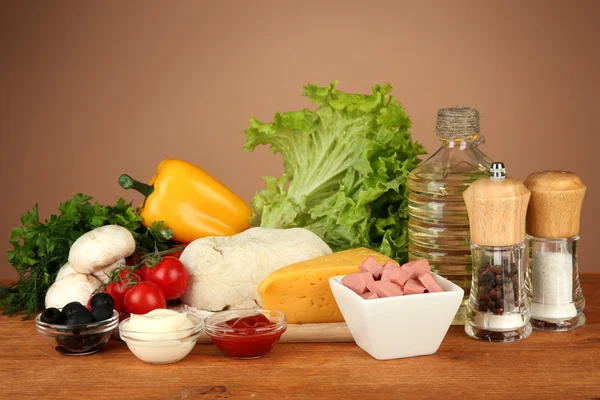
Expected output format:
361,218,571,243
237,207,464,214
205,309,287,359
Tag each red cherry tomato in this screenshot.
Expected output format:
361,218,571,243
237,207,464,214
138,264,150,281
144,256,189,300
118,267,142,286
123,281,166,315
105,281,129,314
126,252,147,267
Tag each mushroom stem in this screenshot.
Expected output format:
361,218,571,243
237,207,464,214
119,174,154,197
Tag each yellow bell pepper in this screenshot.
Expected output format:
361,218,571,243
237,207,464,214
119,159,251,243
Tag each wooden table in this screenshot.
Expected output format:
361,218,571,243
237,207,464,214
1,274,599,399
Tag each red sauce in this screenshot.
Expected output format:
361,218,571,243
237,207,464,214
208,314,286,359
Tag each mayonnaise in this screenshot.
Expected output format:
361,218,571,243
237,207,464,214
127,309,194,338
120,309,200,364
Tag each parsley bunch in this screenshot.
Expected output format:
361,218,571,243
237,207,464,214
0,193,171,318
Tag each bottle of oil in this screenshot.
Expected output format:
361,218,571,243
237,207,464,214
407,106,492,325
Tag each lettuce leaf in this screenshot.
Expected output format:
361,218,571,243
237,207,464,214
244,82,426,262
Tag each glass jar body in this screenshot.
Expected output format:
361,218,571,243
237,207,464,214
465,243,532,342
526,235,586,332
407,137,492,325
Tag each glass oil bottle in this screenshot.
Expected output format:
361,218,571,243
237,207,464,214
407,106,492,324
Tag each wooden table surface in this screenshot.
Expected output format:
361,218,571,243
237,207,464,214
1,274,599,400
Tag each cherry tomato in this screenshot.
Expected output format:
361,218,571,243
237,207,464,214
144,256,189,300
118,267,142,286
169,244,188,259
125,252,147,267
105,282,129,314
138,264,150,281
123,281,166,315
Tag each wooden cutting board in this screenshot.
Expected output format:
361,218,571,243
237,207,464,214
170,304,355,343
196,322,354,344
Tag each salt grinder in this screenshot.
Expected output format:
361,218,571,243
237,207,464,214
463,162,532,342
524,171,586,332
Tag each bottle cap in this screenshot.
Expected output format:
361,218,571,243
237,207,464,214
463,162,531,246
524,171,586,238
436,106,480,140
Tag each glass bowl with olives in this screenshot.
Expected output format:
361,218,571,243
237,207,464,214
35,293,120,355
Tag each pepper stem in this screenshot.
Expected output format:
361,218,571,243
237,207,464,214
119,174,154,197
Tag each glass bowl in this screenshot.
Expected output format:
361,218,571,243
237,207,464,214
119,313,203,364
35,309,119,355
205,308,287,359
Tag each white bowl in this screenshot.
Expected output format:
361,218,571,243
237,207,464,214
119,314,203,364
329,273,464,360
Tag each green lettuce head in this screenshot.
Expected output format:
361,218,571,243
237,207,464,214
244,81,426,263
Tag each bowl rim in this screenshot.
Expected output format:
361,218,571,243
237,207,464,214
35,309,119,331
118,312,203,340
329,272,464,302
204,308,287,337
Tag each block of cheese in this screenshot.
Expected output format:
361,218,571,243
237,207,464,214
257,248,394,324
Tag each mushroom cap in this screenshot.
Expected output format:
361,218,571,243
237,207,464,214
44,273,102,309
69,225,135,274
92,257,126,284
56,262,76,281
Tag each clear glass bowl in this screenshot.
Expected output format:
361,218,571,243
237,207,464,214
35,309,119,355
205,309,287,359
119,313,203,364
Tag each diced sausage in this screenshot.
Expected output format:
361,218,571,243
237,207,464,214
358,256,384,279
342,272,375,294
402,259,431,279
388,266,412,287
366,281,404,298
418,273,443,293
404,279,426,295
360,292,379,300
380,262,400,282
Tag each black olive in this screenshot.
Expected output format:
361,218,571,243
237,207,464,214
90,304,114,322
56,333,106,354
62,301,87,317
90,293,115,309
41,308,65,324
64,309,95,325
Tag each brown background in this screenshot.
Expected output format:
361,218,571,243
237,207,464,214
0,0,598,279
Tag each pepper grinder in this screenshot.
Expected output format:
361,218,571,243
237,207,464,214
524,171,586,332
463,162,532,342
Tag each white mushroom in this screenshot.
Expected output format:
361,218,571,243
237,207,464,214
92,257,126,284
55,262,76,281
68,225,135,275
45,273,102,309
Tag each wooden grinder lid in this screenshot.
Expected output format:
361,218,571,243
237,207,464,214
524,171,586,238
463,162,531,246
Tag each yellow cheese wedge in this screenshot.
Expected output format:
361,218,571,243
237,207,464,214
258,248,394,324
